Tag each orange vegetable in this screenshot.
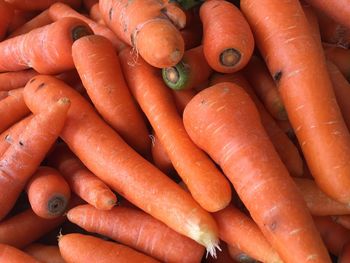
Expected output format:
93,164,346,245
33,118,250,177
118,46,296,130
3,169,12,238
0,70,38,92
0,0,14,40
0,243,40,263
24,244,65,263
5,0,82,11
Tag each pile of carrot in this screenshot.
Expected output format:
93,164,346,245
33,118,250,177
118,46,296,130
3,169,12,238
0,0,350,262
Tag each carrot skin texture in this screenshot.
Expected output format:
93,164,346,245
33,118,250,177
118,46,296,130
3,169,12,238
0,70,38,92
0,0,14,41
7,10,37,33
332,215,350,230
241,0,350,204
24,244,65,263
171,88,197,115
23,75,219,252
324,45,350,80
5,0,82,11
339,242,350,263
183,82,331,263
0,17,93,74
0,243,40,263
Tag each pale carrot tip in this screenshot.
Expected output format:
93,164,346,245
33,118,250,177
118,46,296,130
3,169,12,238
57,228,64,242
220,48,241,67
58,97,71,105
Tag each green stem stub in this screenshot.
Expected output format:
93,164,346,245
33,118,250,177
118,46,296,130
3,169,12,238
162,61,190,90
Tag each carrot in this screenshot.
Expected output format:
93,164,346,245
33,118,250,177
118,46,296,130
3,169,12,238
59,233,160,263
72,35,151,157
0,91,7,101
26,166,71,219
171,88,197,115
227,245,258,263
244,56,287,121
48,2,126,53
89,3,103,24
159,0,187,30
5,0,82,11
56,70,84,94
0,88,30,134
339,242,350,263
0,17,92,74
200,0,254,73
162,45,212,91
7,10,38,34
0,243,40,263
24,75,220,255
209,72,304,177
120,47,232,213
47,144,117,210
0,97,70,220
302,2,322,43
0,70,38,92
183,82,331,263
24,244,64,263
0,0,14,40
180,9,202,50
82,0,98,11
68,204,205,263
213,204,282,263
332,215,350,230
99,0,185,68
241,0,350,205
205,242,237,263
276,119,296,141
324,45,350,80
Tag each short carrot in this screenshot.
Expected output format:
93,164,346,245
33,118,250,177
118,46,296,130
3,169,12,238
0,0,14,41
0,243,40,263
24,244,64,263
26,166,71,219
162,45,212,91
0,88,30,134
200,0,254,73
5,0,82,11
171,88,197,115
0,17,93,74
183,82,331,263
0,70,38,92
59,233,160,263
24,75,220,254
68,204,205,263
241,0,350,205
72,35,151,157
99,0,185,68
0,97,70,220
47,144,117,210
119,47,232,213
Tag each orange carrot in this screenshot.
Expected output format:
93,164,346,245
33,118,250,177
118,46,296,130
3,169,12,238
0,243,40,263
241,0,350,205
99,0,185,68
213,204,282,263
339,242,350,263
26,166,71,219
24,244,64,263
0,17,92,74
0,0,14,40
302,2,322,43
7,10,38,34
48,2,126,52
82,0,97,10
227,245,258,263
180,9,202,50
200,0,254,73
72,35,151,157
171,89,197,115
0,97,70,220
24,75,220,254
324,45,350,80
68,204,205,263
47,144,117,210
89,3,103,24
59,233,160,263
244,56,287,121
183,82,331,263
0,70,38,92
5,0,82,11
276,119,296,141
0,91,7,101
332,215,350,231
0,88,30,134
56,70,84,94
120,47,232,213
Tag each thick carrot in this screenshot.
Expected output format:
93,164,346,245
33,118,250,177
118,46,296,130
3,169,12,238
339,242,350,263
200,0,254,73
120,47,232,213
24,75,220,254
227,245,258,263
0,70,38,92
213,204,282,263
0,97,70,220
48,2,126,53
0,243,40,263
244,56,287,121
5,0,82,11
183,82,331,263
68,204,205,263
0,17,92,74
99,0,185,68
162,45,212,91
209,72,303,177
72,35,150,157
47,144,117,210
0,88,30,134
26,166,71,219
0,0,13,40
24,244,64,263
241,0,350,204
59,233,160,263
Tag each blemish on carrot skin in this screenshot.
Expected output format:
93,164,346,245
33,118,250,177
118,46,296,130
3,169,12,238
29,78,36,84
306,254,319,261
269,221,277,231
109,8,113,21
19,141,24,146
35,82,46,92
4,135,11,142
273,71,282,82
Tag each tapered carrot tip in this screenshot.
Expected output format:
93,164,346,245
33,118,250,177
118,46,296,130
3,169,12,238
220,48,241,68
71,25,94,42
162,61,189,90
47,194,69,216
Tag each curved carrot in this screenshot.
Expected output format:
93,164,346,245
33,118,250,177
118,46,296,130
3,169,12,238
0,97,70,220
0,17,92,74
24,244,64,263
200,0,254,73
241,0,350,205
68,204,205,263
99,0,185,68
119,47,232,213
5,0,82,11
59,233,160,263
0,243,40,263
183,82,331,263
213,204,282,263
26,166,71,219
47,144,117,210
162,45,212,91
0,0,14,41
72,35,150,157
0,70,38,92
244,56,287,121
23,75,220,255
